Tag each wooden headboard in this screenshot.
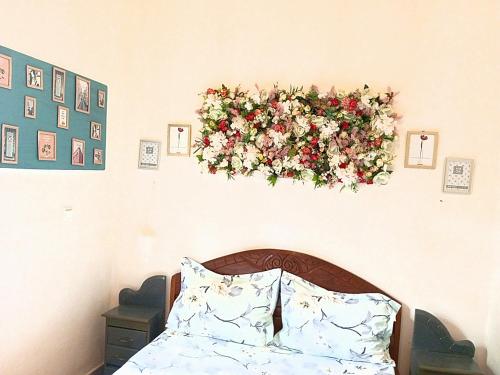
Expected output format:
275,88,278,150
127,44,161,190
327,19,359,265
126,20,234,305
169,248,402,371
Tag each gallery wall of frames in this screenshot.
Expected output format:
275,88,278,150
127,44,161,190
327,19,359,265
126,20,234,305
0,45,107,170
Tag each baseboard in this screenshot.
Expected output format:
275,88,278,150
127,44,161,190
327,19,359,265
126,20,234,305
86,363,104,375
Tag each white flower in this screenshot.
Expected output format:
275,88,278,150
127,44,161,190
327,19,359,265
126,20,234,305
255,133,266,149
360,94,372,107
251,93,261,104
268,129,288,148
202,147,217,163
219,159,228,168
372,114,396,136
257,164,272,176
373,171,390,185
376,158,384,167
231,116,247,133
182,289,205,308
301,169,315,181
231,156,243,171
244,101,253,111
282,100,291,114
209,132,228,152
243,145,259,169
272,159,283,174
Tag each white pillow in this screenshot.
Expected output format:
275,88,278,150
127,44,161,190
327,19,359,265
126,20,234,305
166,257,281,346
274,271,400,365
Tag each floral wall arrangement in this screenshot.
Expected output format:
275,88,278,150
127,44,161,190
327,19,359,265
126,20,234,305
195,84,398,192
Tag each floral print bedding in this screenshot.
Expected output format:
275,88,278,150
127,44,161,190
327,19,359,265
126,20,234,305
114,330,396,375
166,257,281,346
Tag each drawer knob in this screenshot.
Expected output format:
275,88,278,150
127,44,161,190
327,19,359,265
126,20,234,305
119,337,134,343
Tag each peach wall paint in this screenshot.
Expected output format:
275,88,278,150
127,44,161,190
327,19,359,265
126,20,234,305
0,1,498,375
0,1,135,374
108,1,499,374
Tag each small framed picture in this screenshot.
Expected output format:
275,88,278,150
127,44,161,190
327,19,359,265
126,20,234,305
24,96,37,119
90,121,102,140
0,53,12,89
52,67,66,103
71,138,85,166
38,131,57,161
57,106,69,129
167,124,191,156
1,124,19,164
138,140,161,169
75,76,90,114
98,90,106,108
404,130,439,169
443,158,473,194
26,65,43,90
93,148,103,165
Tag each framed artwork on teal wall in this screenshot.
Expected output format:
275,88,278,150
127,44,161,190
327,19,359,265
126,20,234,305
0,44,107,170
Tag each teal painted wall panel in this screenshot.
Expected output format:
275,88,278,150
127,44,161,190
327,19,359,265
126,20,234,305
0,44,107,170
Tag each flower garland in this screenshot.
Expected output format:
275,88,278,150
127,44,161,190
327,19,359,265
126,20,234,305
194,84,397,192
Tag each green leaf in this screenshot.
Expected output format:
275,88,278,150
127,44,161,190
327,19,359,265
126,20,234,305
267,175,278,186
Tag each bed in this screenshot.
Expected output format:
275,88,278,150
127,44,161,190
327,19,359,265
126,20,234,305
114,249,402,375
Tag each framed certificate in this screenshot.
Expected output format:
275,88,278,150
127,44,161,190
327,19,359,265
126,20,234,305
443,158,473,194
138,140,161,169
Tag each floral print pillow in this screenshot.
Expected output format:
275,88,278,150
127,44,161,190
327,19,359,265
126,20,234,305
274,271,401,365
166,258,281,346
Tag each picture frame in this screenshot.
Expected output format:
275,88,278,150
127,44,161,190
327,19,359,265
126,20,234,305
0,53,12,89
90,121,102,140
26,65,43,90
443,158,474,194
37,131,57,161
404,130,439,169
93,148,103,165
98,89,106,108
167,124,191,156
71,138,85,166
24,96,37,119
52,67,66,103
138,140,161,169
57,106,69,129
75,76,90,114
1,124,19,164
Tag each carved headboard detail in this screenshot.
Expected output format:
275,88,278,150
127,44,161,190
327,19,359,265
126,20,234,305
169,249,402,370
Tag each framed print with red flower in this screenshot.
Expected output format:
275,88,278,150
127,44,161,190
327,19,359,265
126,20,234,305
404,130,439,169
167,124,191,156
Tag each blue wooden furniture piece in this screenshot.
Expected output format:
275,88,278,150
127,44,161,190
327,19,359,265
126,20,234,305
102,275,166,375
411,309,483,375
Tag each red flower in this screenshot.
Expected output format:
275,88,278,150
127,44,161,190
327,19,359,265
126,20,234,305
316,109,325,116
218,120,229,132
311,154,319,161
235,131,241,139
220,88,228,97
329,98,340,106
310,137,319,146
206,88,216,95
356,170,364,178
374,138,382,147
366,179,374,185
271,100,279,109
209,165,217,174
348,98,358,111
203,136,210,146
286,171,294,178
245,112,255,121
273,124,285,133
309,123,317,132
266,159,273,166
339,162,348,169
302,147,311,155
253,122,261,129
341,121,350,130
355,109,363,117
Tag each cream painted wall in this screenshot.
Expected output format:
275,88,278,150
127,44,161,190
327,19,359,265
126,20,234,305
0,1,135,374
109,1,500,374
1,1,499,375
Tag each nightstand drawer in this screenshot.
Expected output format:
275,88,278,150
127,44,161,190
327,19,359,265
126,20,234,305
108,326,147,349
106,344,137,367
